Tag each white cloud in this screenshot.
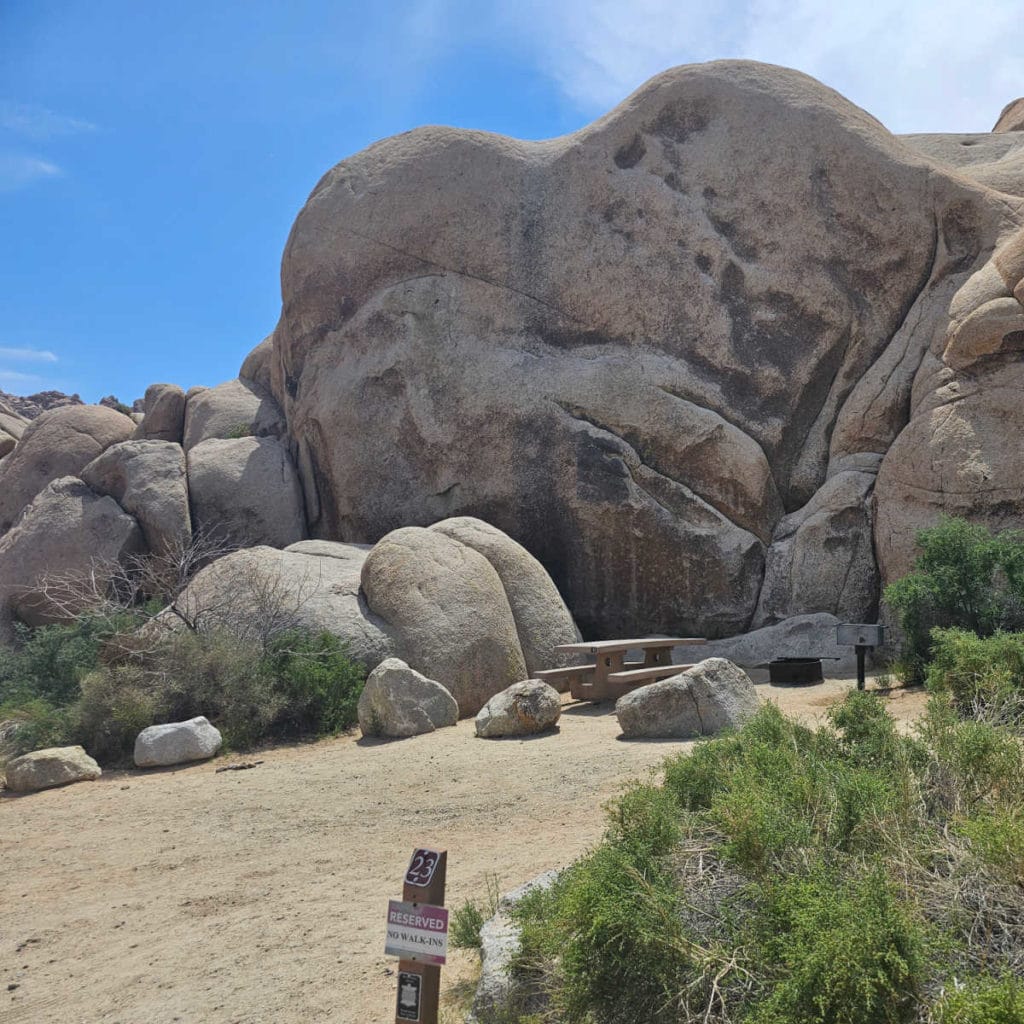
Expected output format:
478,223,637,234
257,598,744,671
0,101,97,140
0,370,44,385
0,347,58,363
0,155,61,192
495,0,1024,133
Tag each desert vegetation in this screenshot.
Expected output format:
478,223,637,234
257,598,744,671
0,538,366,765
503,692,1024,1024
449,519,1024,1024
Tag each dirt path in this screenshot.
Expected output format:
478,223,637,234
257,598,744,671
1,678,926,1024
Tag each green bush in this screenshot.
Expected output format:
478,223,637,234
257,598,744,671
932,975,1024,1023
0,616,132,707
958,810,1024,885
263,630,366,737
1,614,367,766
926,628,1024,718
450,877,500,951
514,693,1024,1024
605,782,682,860
883,517,1024,681
74,665,161,764
745,865,926,1024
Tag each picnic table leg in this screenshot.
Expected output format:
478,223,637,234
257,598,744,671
643,647,672,667
594,651,626,700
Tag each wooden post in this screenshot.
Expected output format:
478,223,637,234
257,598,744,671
394,848,447,1024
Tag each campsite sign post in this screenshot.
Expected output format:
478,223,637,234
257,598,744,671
386,847,448,1024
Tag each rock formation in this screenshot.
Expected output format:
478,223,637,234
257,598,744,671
174,518,579,716
4,61,1024,650
257,60,1024,638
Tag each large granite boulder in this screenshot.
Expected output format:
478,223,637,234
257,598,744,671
239,335,275,393
182,378,285,451
874,227,1024,584
691,613,860,677
357,658,458,738
0,404,135,534
81,439,191,555
0,400,27,460
994,98,1024,133
187,436,306,548
134,716,222,767
271,59,1012,638
0,477,145,627
174,541,394,666
475,680,561,738
429,517,580,674
616,657,758,738
4,746,101,793
361,527,528,716
134,383,186,444
753,471,878,627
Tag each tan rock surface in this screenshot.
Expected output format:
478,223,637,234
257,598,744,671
361,527,527,716
0,405,135,534
4,745,101,793
186,436,306,549
273,59,1008,637
993,97,1024,133
81,439,191,555
182,378,285,451
0,477,145,627
429,516,580,675
175,542,394,667
134,383,186,444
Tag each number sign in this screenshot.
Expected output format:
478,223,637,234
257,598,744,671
405,848,441,888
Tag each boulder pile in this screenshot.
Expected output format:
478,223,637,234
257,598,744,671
3,60,1024,680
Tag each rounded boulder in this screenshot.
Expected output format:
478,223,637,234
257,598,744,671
4,745,101,793
475,680,561,738
134,716,223,767
357,658,458,738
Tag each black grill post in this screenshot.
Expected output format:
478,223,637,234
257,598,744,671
836,624,886,691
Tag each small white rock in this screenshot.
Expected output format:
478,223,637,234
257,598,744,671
134,716,222,767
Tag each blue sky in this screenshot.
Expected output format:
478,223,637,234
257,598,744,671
2,1,1022,404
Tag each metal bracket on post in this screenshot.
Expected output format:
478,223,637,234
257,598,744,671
836,624,886,693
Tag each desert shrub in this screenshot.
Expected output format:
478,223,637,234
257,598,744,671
515,692,1024,1024
745,865,927,1024
0,698,75,758
884,517,1024,681
535,844,692,1024
450,876,501,951
919,698,1024,815
957,811,1024,885
926,627,1024,721
1,612,367,765
74,665,161,764
931,975,1024,1023
0,615,135,707
450,899,486,950
263,630,366,737
605,782,682,860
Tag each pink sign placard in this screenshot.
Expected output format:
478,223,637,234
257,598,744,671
385,899,449,965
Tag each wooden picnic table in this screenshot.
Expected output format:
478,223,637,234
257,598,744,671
537,636,707,702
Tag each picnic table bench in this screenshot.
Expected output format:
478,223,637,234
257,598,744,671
536,637,707,702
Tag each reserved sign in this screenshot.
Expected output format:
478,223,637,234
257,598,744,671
385,900,449,966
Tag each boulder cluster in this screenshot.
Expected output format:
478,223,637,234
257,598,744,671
3,61,1024,784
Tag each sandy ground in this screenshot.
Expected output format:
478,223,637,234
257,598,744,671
1,676,926,1024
